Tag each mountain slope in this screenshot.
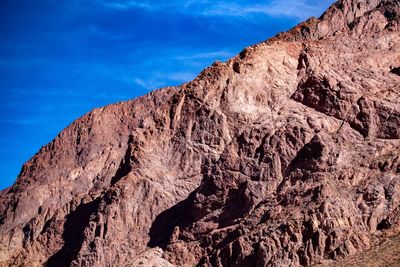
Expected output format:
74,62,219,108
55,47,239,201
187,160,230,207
1,0,400,266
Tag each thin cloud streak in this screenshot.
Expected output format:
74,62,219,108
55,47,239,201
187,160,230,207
94,0,333,20
131,48,236,91
203,1,330,20
134,71,197,90
95,0,152,10
133,77,163,90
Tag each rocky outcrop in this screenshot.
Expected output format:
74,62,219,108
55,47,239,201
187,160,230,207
1,0,400,266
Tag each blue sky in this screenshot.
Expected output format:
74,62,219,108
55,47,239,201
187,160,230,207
0,0,334,190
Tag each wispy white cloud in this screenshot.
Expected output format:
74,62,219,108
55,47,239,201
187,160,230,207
93,0,334,20
133,71,197,90
258,0,333,19
130,48,237,91
133,77,163,89
168,71,197,82
94,0,152,10
202,1,328,20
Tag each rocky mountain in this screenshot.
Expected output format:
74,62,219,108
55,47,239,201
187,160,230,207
1,0,400,266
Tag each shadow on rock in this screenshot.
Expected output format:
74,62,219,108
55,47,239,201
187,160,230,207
147,190,198,248
45,198,101,267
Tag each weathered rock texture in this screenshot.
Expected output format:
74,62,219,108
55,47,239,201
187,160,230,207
1,0,400,266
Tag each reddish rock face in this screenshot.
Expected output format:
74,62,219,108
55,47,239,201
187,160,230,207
1,0,400,266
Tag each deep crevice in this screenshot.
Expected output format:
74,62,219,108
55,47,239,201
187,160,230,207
284,135,324,177
377,218,392,230
390,67,400,76
110,135,134,186
147,189,198,248
45,198,101,267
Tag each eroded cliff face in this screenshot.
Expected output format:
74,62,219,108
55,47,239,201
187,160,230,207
1,0,400,266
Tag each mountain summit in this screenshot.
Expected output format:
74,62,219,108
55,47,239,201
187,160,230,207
1,0,400,266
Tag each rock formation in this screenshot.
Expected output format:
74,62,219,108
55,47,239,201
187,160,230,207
1,0,400,266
